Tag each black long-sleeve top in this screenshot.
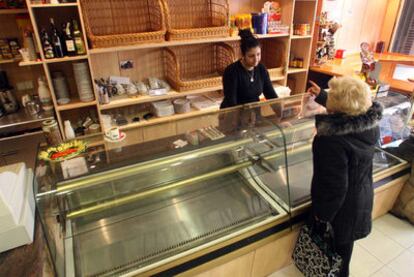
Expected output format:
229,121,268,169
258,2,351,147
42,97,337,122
220,60,278,109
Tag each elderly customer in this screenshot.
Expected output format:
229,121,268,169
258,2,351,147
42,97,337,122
307,76,383,277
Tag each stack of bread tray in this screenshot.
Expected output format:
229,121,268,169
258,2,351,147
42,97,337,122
0,163,35,253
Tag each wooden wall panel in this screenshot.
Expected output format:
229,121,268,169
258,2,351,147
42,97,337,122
193,252,255,277
142,122,176,141
89,52,120,80
372,175,409,219
251,229,299,277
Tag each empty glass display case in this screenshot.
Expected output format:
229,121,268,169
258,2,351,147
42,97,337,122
35,105,293,277
35,94,409,276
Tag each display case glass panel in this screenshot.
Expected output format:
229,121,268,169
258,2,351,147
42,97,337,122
35,104,289,276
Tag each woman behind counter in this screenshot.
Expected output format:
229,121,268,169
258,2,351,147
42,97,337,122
220,29,278,109
307,77,383,277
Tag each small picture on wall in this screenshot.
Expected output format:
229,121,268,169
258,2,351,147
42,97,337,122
120,60,134,70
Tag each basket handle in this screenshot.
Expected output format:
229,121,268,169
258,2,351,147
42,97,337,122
160,0,171,31
164,48,180,82
157,0,167,31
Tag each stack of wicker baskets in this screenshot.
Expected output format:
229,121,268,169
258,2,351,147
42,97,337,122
80,0,167,48
80,0,230,48
163,0,229,41
165,43,235,91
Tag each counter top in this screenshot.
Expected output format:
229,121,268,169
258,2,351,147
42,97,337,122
310,52,414,77
0,218,54,277
0,109,53,137
310,53,414,94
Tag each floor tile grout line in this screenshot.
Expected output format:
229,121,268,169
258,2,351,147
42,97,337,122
372,219,414,250
356,231,403,265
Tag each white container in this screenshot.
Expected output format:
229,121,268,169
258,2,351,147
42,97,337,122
151,101,175,117
52,71,70,105
37,77,53,111
72,62,94,102
173,98,191,114
64,120,76,140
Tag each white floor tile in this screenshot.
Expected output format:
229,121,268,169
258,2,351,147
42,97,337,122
350,244,383,277
358,228,405,263
387,250,414,277
268,264,303,277
409,244,414,254
373,214,414,248
370,266,400,277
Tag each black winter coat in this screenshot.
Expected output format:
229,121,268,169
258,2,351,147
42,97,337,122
311,94,383,244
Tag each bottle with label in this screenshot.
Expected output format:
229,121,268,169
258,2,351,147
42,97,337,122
73,20,86,55
63,22,76,56
50,18,65,58
37,77,54,111
41,29,54,59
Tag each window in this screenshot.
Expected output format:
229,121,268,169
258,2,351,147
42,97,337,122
391,0,414,54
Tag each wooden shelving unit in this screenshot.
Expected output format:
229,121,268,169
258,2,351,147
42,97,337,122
43,55,88,64
119,108,219,131
18,0,317,144
88,33,290,54
30,3,78,8
0,9,28,14
288,68,308,74
56,100,97,111
0,58,20,64
18,60,43,66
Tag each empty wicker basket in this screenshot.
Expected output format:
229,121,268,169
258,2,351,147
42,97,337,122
163,0,229,41
80,0,166,48
229,39,286,79
165,43,235,91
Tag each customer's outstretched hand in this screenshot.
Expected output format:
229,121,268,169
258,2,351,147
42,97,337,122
307,80,321,97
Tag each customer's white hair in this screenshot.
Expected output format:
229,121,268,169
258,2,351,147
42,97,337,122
326,76,372,115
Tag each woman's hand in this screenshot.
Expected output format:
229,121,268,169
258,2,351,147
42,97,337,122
307,80,321,97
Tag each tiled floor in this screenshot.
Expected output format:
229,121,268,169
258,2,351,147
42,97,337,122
269,214,414,277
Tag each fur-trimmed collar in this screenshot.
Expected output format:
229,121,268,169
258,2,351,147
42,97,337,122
315,102,383,136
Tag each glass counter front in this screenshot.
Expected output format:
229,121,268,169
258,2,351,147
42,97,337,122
34,94,409,276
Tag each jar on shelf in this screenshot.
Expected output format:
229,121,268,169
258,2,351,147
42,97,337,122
42,119,63,146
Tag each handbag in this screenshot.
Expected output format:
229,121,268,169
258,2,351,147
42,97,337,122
292,219,343,277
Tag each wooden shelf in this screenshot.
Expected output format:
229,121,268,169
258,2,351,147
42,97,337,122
19,60,43,66
119,108,219,131
30,3,78,8
287,68,307,74
0,9,28,14
0,58,20,64
44,55,88,64
100,86,222,111
56,100,97,111
291,35,312,39
99,75,284,110
89,33,290,54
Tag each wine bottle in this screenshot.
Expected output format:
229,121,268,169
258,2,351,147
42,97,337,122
64,22,76,56
50,18,65,58
73,20,86,55
41,29,54,59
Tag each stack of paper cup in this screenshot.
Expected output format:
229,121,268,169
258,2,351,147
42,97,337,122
72,62,94,102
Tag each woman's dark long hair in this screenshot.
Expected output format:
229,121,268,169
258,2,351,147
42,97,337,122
239,29,260,56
